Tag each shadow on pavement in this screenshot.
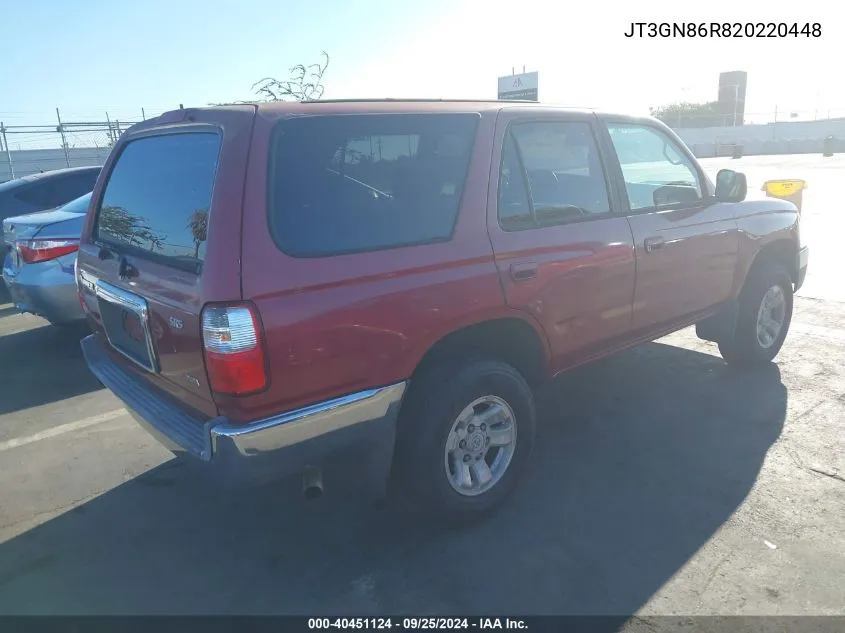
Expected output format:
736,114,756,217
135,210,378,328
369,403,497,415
0,321,99,416
0,341,787,615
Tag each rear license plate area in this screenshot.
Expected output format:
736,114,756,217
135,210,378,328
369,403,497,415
95,281,157,372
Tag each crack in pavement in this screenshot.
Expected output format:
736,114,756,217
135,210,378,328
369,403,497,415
808,467,845,484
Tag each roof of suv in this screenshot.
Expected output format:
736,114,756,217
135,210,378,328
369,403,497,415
130,101,658,140
140,100,603,121
254,99,598,116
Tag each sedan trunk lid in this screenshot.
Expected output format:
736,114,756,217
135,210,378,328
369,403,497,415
3,193,90,271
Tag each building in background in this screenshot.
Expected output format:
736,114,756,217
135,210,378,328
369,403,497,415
717,71,748,126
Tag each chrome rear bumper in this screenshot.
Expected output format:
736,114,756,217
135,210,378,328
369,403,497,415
796,245,809,291
81,334,406,487
211,385,407,458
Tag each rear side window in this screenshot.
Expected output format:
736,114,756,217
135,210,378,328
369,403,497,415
13,171,98,209
268,113,479,257
14,182,53,208
94,132,221,272
55,171,99,204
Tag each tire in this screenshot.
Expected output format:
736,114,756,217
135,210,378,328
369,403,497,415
392,355,536,525
718,262,793,367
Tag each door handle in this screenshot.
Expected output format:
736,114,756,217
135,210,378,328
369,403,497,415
644,237,665,253
510,262,538,282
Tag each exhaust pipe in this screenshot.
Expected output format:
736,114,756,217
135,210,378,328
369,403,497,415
302,465,324,501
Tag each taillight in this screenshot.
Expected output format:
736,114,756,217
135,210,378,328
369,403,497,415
17,239,79,264
201,303,268,395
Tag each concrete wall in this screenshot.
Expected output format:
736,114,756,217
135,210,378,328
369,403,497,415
677,119,845,158
0,147,110,182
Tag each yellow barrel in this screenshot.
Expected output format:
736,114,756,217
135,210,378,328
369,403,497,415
762,179,807,212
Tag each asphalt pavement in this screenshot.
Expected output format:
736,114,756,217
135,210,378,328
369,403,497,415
0,153,842,616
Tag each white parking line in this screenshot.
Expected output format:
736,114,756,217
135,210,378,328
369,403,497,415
0,409,127,453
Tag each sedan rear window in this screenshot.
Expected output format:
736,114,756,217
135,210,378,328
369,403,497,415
94,132,221,272
268,113,479,257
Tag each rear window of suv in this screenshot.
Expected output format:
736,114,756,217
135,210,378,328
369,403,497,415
94,132,221,272
268,113,479,257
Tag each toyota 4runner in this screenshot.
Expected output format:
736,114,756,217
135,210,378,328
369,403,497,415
77,100,809,523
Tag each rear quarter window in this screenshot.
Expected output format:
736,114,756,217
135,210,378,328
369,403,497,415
56,170,100,203
11,171,99,210
267,113,479,257
13,182,53,208
94,131,221,272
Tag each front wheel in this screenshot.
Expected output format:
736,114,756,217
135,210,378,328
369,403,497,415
393,357,536,525
718,263,793,367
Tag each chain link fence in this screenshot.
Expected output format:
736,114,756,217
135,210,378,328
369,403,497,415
0,108,170,182
3,105,845,182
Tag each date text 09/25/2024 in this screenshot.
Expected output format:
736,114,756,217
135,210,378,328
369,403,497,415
624,22,821,37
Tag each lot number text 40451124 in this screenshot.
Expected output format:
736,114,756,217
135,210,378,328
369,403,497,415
624,22,821,38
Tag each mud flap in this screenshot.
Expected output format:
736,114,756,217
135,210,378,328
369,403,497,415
696,299,739,343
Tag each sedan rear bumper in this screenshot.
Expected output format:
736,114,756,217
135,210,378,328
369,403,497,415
3,275,84,324
2,256,84,324
81,334,406,489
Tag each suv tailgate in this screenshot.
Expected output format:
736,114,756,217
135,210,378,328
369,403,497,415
77,106,256,417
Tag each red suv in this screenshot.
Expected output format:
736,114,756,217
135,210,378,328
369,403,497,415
78,101,808,523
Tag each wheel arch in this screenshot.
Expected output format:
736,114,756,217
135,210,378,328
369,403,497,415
744,238,800,290
699,237,798,344
403,312,552,391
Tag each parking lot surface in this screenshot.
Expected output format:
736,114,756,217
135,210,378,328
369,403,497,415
0,154,843,616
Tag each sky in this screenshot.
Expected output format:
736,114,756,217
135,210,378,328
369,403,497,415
0,0,841,148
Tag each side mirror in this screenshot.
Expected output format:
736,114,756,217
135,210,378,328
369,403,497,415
715,169,747,202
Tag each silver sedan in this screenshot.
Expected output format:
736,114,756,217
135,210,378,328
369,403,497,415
2,192,91,326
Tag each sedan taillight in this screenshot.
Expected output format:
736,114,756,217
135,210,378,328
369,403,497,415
17,239,79,264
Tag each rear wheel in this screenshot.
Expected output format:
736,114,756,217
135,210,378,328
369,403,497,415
718,263,793,367
393,356,536,525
